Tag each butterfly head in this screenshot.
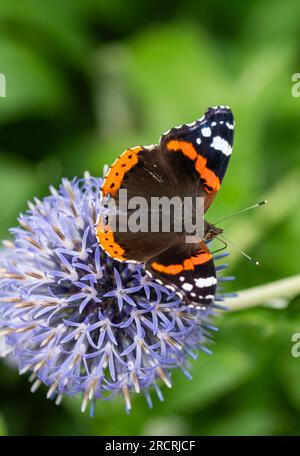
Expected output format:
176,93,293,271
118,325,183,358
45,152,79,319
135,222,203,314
204,221,223,241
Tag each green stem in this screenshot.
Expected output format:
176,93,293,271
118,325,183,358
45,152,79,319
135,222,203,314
225,274,300,311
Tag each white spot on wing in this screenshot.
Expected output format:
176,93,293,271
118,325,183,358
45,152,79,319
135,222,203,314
144,144,156,150
201,127,211,137
188,303,207,310
194,276,217,288
182,283,193,292
166,285,175,291
226,122,234,130
210,136,232,156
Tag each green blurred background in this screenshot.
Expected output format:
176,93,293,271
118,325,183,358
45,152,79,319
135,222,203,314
0,0,300,436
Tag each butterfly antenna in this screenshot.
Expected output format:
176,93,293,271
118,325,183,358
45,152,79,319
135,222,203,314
218,233,260,266
214,200,267,225
211,237,227,255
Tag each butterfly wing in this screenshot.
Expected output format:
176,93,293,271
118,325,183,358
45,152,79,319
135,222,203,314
145,240,217,308
96,145,180,263
160,106,235,211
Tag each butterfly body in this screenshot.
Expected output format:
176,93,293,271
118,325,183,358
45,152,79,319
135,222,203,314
96,106,234,309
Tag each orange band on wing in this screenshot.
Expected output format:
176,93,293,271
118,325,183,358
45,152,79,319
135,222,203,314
95,221,126,261
151,263,183,275
167,140,220,192
151,250,212,275
196,158,220,192
192,251,212,265
101,146,143,196
167,140,197,160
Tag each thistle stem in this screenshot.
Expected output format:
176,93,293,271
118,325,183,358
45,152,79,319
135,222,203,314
225,274,300,311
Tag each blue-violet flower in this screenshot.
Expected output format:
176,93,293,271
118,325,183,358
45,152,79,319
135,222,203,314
0,173,232,414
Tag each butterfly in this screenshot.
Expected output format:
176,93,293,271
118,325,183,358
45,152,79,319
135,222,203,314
96,106,234,309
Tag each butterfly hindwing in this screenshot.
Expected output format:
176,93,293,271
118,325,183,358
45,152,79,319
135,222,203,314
145,241,217,309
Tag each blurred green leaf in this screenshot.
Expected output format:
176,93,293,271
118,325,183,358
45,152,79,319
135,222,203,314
201,407,284,436
0,37,69,123
0,155,37,238
0,414,7,436
0,0,90,66
162,345,254,412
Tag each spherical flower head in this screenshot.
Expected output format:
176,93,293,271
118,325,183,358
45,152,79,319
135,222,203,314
0,173,232,414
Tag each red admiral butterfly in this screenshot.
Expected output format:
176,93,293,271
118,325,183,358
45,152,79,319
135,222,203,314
96,106,234,309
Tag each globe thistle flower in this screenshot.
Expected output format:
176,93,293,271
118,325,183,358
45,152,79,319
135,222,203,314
0,173,234,414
